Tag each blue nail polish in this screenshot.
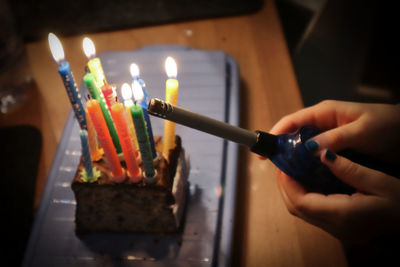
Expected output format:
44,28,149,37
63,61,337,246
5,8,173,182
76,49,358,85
305,140,319,152
325,150,337,161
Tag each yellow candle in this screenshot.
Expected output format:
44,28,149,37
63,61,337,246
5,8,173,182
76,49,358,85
85,108,104,161
111,102,141,182
121,83,139,150
163,57,179,160
86,99,125,182
83,37,107,87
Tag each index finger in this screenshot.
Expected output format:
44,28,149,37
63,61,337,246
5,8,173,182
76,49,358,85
270,100,362,135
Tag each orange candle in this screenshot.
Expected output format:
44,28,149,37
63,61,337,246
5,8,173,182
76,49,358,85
86,99,125,182
111,102,142,183
85,108,104,161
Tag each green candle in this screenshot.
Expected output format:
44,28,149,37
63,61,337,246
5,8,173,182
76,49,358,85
130,103,156,179
84,73,122,154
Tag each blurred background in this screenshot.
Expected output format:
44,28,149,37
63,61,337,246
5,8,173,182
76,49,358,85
5,0,399,107
275,0,399,106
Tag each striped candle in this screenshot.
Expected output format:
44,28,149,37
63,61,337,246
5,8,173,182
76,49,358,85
83,37,107,87
130,63,149,99
130,103,156,179
48,33,87,130
85,108,104,161
101,84,117,113
121,83,139,151
84,73,122,154
111,102,141,182
132,80,157,158
86,99,125,182
80,130,93,178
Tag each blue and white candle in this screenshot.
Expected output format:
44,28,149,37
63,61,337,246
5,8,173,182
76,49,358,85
48,33,87,130
80,130,93,178
132,80,157,158
130,63,149,100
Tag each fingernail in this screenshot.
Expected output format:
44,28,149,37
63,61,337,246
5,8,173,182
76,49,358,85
305,140,319,152
325,150,337,161
257,155,267,160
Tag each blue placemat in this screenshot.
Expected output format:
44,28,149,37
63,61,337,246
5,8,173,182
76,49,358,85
22,45,239,267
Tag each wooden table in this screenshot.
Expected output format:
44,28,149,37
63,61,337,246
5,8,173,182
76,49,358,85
0,1,348,266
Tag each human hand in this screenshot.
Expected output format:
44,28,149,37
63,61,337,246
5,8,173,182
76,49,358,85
269,100,400,242
270,100,400,164
277,149,400,242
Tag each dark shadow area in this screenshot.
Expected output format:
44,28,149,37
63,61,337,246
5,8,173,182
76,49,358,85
231,78,251,267
0,125,42,267
276,1,400,265
343,238,400,267
8,0,264,42
276,0,400,106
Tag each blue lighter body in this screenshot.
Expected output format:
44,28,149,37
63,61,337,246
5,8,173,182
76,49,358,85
252,126,355,194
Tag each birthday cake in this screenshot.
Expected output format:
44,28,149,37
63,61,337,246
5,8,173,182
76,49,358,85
72,136,189,234
48,33,189,234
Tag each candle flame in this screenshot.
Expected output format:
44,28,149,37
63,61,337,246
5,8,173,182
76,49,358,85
130,63,140,78
165,57,177,78
121,83,133,100
132,80,144,102
83,37,96,59
48,33,65,63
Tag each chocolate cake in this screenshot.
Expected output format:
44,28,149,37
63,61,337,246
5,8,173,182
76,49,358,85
71,136,189,234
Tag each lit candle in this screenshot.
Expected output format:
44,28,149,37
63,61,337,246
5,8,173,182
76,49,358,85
121,83,139,150
83,37,107,87
111,102,141,182
86,99,125,182
130,63,149,98
162,56,179,159
101,83,117,113
79,130,93,178
85,108,104,161
84,73,122,154
131,103,156,181
48,33,87,130
132,80,157,159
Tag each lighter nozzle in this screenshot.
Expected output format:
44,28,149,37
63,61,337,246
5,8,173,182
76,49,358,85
147,97,258,148
148,98,174,118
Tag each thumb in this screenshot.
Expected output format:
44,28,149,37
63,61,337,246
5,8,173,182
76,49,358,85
320,149,393,196
311,122,361,152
